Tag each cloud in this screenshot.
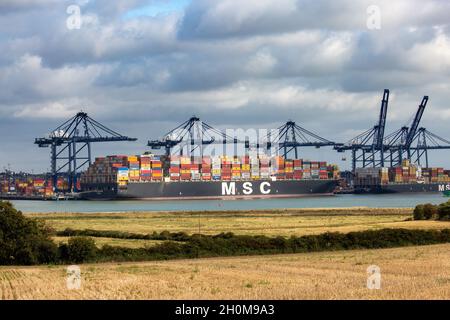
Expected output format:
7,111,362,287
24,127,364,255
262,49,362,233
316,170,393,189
0,0,60,14
13,100,82,119
0,0,450,171
0,54,105,106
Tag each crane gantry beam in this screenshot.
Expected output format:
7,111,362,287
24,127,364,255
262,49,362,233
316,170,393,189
147,116,245,157
264,120,341,159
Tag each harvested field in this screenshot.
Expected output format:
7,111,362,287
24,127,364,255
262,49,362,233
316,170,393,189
1,243,449,299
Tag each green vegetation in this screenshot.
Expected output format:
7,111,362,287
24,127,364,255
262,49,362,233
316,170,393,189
2,201,450,266
0,201,58,265
65,237,97,263
52,227,450,264
57,228,191,242
413,200,450,221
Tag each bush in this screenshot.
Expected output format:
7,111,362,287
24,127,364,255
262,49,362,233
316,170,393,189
438,201,450,220
0,201,58,265
67,237,97,263
423,203,438,220
413,204,425,220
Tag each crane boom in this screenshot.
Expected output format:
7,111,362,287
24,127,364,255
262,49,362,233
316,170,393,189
405,96,428,148
373,89,389,149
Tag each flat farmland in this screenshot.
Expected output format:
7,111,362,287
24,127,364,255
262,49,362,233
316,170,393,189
28,208,449,238
1,243,449,300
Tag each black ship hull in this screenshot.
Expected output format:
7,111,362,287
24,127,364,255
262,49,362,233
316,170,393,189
354,183,450,194
80,179,338,200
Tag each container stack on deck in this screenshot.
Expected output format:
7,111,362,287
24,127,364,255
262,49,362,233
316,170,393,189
140,155,151,181
83,155,128,184
79,154,340,188
169,156,180,181
202,157,211,181
212,157,221,180
151,156,163,181
354,159,450,186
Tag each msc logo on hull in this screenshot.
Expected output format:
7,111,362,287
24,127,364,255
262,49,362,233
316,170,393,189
439,184,450,192
222,182,271,196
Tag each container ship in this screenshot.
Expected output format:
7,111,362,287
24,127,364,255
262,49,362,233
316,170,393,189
353,159,450,194
79,154,340,200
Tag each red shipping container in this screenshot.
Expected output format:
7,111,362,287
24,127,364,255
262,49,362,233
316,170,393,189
202,157,212,165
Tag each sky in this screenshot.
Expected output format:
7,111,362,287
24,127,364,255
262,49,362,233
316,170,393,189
0,0,450,172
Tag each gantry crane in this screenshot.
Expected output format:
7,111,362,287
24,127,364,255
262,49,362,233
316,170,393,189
35,112,137,192
335,89,390,171
383,96,428,166
383,96,450,168
147,116,243,157
264,120,342,159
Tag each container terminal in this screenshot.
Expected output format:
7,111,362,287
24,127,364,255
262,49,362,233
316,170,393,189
1,89,450,200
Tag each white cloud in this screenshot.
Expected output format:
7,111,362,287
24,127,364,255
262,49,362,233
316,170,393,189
13,100,83,119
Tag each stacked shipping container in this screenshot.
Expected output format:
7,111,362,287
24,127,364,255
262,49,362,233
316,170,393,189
80,154,340,187
354,159,450,186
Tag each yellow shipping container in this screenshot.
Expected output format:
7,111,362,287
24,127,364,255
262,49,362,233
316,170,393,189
180,157,191,164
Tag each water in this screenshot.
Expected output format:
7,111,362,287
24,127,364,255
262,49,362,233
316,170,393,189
9,193,448,213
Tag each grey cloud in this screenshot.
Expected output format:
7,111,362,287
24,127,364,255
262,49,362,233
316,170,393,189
1,0,450,171
0,0,60,14
178,0,450,40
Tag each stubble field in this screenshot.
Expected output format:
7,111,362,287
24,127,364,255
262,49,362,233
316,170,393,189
1,243,449,299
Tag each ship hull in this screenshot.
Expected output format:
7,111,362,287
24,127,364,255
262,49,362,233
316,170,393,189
354,183,450,194
80,179,338,200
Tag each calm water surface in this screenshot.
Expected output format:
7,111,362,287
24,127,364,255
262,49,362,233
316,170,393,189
10,193,448,213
